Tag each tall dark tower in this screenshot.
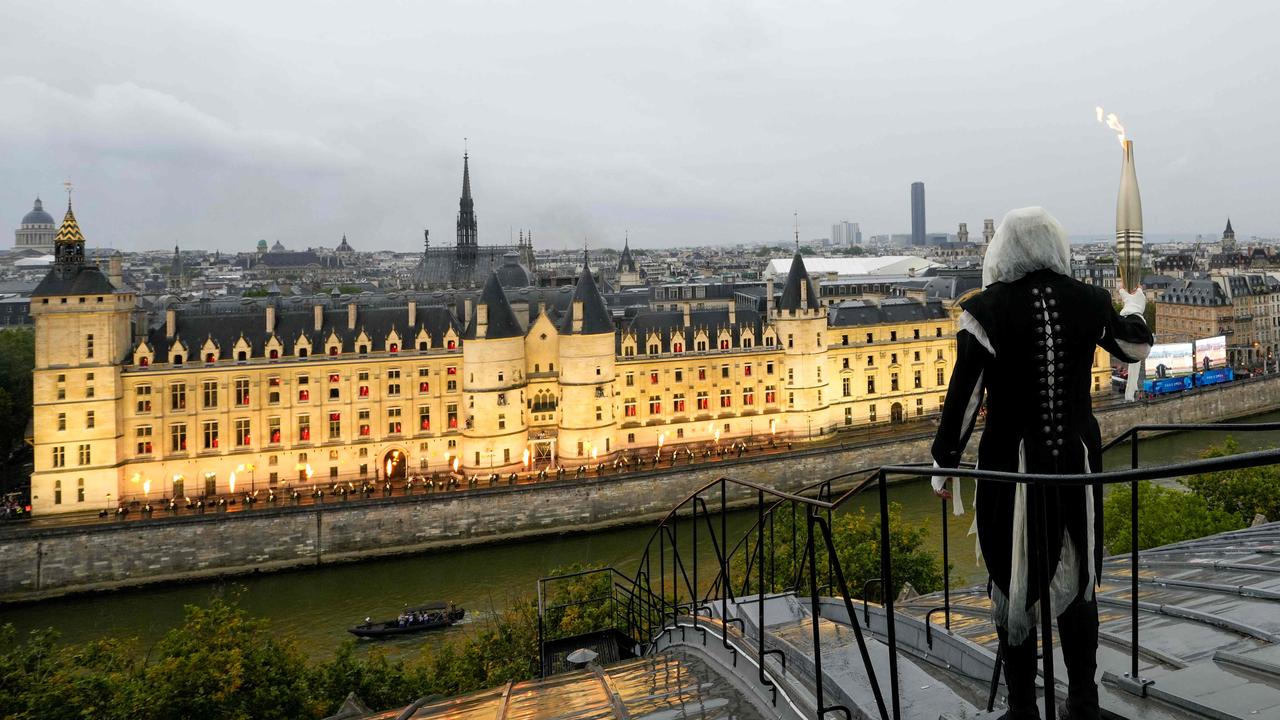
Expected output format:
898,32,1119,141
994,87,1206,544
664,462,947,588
456,153,478,264
910,181,926,247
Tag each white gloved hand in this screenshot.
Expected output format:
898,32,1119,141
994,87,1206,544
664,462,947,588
1118,286,1146,318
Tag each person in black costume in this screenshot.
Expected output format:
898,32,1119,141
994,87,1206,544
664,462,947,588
930,208,1153,720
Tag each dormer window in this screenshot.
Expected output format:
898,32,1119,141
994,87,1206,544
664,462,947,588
205,353,215,363
329,346,338,356
269,349,279,360
418,342,428,351
389,343,399,353
447,340,457,350
237,351,247,362
173,354,184,365
139,357,150,368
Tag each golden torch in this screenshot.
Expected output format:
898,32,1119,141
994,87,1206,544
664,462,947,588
1100,106,1144,400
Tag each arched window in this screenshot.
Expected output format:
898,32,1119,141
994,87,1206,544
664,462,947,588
237,351,247,362
447,340,456,350
269,349,279,359
418,341,428,351
205,353,215,363
298,348,309,358
329,346,338,356
139,357,149,367
172,354,184,365
674,342,684,353
358,345,368,354
389,343,399,353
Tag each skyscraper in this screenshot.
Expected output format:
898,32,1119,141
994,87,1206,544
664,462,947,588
910,182,926,247
831,221,862,246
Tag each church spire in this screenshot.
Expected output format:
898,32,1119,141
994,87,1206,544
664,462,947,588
53,199,86,269
456,151,477,258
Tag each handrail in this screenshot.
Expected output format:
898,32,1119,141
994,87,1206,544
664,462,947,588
541,417,1280,720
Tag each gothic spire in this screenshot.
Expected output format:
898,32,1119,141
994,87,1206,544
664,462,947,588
456,152,477,254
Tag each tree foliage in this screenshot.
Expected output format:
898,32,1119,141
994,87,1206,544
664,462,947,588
1185,437,1280,523
734,502,943,602
0,328,34,456
1102,481,1243,555
0,567,611,719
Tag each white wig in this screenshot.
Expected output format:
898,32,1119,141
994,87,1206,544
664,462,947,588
982,207,1072,288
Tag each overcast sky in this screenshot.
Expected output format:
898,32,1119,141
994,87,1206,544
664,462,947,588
2,1,1276,252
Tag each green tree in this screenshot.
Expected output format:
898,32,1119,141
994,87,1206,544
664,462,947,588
1102,481,1242,554
0,328,34,455
736,503,942,601
1184,437,1280,522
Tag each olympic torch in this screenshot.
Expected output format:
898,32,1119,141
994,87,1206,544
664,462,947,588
1100,106,1144,399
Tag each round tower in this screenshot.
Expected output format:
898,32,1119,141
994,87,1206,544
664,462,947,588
771,250,832,439
556,255,617,465
460,272,528,473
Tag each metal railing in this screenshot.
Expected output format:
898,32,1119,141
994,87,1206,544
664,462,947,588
537,419,1280,720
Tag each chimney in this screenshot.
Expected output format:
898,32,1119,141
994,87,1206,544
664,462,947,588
314,304,324,332
108,254,123,288
463,299,473,329
166,308,177,339
572,300,584,333
727,298,736,326
682,303,691,328
477,303,489,337
347,302,357,331
765,277,774,317
407,299,417,327
266,304,276,334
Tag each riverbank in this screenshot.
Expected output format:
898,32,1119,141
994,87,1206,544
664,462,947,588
3,373,1279,604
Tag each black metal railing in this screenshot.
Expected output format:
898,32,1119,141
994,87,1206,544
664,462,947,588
537,420,1280,720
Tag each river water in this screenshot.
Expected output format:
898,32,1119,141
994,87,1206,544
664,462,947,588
2,412,1275,658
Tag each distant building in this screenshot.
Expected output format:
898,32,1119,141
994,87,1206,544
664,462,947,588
831,221,862,246
1222,218,1236,253
14,197,57,254
982,219,995,244
956,223,969,244
910,182,926,247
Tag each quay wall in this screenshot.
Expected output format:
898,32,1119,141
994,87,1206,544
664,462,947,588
2,375,1278,602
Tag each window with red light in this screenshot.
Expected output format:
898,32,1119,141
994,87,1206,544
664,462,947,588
743,389,754,405
698,368,706,380
447,340,456,349
269,349,279,359
719,390,731,408
674,342,684,352
139,357,149,367
696,393,709,410
720,339,729,349
329,373,340,383
419,381,429,393
359,385,369,397
359,424,370,436
389,343,399,353
624,400,637,417
744,365,752,377
650,372,659,384
205,353,215,363
447,366,457,375
673,395,686,412
765,387,776,403
298,389,309,401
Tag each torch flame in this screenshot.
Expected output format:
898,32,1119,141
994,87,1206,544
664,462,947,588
591,446,598,460
452,457,460,472
229,472,236,494
143,479,151,496
386,458,393,477
1095,105,1127,146
305,463,314,479
522,448,530,467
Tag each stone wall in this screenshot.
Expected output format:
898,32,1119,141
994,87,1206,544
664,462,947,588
3,374,1278,602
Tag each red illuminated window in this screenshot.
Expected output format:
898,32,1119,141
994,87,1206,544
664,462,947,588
447,366,457,375
744,365,752,377
269,349,279,359
359,385,369,397
329,346,338,356
697,393,709,410
139,357,149,367
743,389,754,405
419,381,429,393
205,353,215,363
300,428,310,441
673,396,686,412
359,424,370,436
624,401,637,417
674,342,684,353
720,391,731,408
447,340,456,349
720,339,729,349
765,388,776,403
270,429,281,443
650,372,659,384
698,369,706,380
298,389,309,401
389,343,399,353
329,373,340,383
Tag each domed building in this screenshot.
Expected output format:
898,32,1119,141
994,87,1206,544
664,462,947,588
495,251,535,289
14,197,57,253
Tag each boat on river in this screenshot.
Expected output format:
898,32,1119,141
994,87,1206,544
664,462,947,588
347,601,465,638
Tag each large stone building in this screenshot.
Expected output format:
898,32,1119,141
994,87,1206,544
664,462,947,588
1155,278,1234,344
28,204,1116,515
14,197,57,254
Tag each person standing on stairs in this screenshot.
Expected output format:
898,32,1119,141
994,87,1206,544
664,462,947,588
929,207,1153,720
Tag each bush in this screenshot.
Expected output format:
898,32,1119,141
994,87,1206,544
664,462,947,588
1102,480,1243,555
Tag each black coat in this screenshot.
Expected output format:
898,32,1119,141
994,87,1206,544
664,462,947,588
931,270,1153,603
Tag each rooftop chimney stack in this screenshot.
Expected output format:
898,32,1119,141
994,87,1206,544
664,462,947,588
727,298,736,326
266,304,276,334
314,304,324,332
408,299,417,327
477,303,488,337
765,277,774,318
572,300,584,333
108,254,123,288
166,308,177,339
347,302,357,331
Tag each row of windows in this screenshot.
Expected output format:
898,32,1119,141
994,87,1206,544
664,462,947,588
49,444,91,468
846,368,948,395
136,405,461,455
622,387,779,416
622,362,775,386
130,367,461,414
620,334,769,356
141,338,462,368
837,327,945,345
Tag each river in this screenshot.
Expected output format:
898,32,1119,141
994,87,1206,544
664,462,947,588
1,412,1275,658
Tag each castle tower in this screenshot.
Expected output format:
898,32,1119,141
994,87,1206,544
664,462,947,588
616,235,641,287
556,254,617,464
29,200,137,514
771,250,831,439
1222,218,1237,253
460,273,529,472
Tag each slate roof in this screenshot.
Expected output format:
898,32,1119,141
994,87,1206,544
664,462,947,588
827,298,947,327
620,306,766,354
777,251,820,311
1159,279,1230,306
464,273,524,340
31,265,118,297
141,296,462,363
558,259,614,335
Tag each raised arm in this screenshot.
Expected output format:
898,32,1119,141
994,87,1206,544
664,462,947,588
930,312,992,493
1099,286,1154,363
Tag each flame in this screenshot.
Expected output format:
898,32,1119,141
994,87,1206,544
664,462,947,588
142,479,152,496
386,458,393,476
229,472,236,494
770,419,777,434
452,457,460,472
591,446,598,460
1095,105,1126,146
305,463,314,479
714,430,721,443
522,448,530,467
657,432,665,449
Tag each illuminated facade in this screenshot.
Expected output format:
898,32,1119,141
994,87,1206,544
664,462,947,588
29,209,1113,515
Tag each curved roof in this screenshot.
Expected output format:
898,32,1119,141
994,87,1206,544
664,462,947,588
21,198,54,226
464,272,524,340
495,251,534,288
558,257,613,335
776,251,820,312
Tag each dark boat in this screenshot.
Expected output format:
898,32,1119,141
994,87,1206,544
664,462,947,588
347,601,465,638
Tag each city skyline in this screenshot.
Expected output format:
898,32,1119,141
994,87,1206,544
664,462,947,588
2,2,1279,251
